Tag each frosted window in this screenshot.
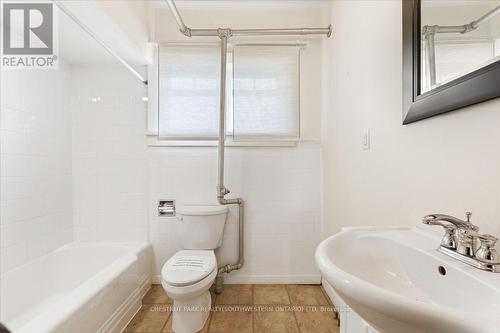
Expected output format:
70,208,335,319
158,46,220,139
434,41,494,84
233,46,300,141
421,40,495,92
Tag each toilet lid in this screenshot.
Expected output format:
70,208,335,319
162,250,216,287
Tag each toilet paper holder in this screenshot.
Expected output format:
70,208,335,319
158,200,175,217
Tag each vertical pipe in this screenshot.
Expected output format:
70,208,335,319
426,33,437,88
217,33,228,199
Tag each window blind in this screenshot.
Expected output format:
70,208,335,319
232,45,300,141
158,45,221,139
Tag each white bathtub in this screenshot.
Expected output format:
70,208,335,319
0,242,152,333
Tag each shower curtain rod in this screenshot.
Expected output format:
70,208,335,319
53,0,148,85
165,0,332,38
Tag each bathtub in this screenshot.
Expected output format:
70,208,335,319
0,242,152,333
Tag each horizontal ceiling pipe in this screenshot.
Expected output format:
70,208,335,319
164,0,332,38
232,26,332,37
423,5,500,36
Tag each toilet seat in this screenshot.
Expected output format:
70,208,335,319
162,250,216,287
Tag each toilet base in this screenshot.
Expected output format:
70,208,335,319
172,290,211,333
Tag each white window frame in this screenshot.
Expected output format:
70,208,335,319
147,42,303,147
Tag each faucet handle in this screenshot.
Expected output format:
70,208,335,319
476,234,499,263
477,233,497,246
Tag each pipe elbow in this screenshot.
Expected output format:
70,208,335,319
180,27,192,37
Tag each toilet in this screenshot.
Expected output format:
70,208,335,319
161,205,228,333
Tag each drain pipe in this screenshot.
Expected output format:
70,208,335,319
214,29,245,294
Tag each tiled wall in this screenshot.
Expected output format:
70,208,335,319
148,143,322,283
0,64,73,274
71,66,149,242
1,63,322,283
69,66,322,283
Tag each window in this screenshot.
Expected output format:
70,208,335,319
233,46,300,141
421,39,495,91
149,43,300,143
158,45,221,140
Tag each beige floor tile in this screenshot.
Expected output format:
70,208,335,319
163,312,212,333
162,313,173,333
143,285,172,304
254,311,299,333
208,310,253,333
294,308,339,333
214,284,253,305
253,284,290,305
287,285,329,305
123,304,170,333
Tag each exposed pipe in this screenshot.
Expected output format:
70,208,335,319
163,0,332,293
422,4,500,88
165,0,191,36
423,32,437,87
53,0,147,85
214,30,244,294
471,5,500,31
164,0,332,38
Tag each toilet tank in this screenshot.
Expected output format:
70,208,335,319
176,205,228,250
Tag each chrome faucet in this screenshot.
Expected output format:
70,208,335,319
422,212,500,272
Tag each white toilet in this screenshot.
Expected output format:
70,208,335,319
161,205,228,333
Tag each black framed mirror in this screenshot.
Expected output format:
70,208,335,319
403,0,500,124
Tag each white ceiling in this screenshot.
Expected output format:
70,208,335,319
56,0,326,65
150,0,327,10
58,8,117,65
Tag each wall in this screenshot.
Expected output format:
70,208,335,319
71,66,149,242
323,1,500,238
148,143,322,283
148,2,328,282
0,64,73,274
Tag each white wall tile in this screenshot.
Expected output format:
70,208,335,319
0,63,73,274
148,143,323,282
71,66,148,242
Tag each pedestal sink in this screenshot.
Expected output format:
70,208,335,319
315,227,500,333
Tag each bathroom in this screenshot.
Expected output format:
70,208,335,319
1,0,500,332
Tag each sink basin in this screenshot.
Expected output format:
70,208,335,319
315,227,500,333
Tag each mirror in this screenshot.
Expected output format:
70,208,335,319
421,1,500,93
403,0,500,124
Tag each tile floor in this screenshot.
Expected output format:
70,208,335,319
123,284,339,333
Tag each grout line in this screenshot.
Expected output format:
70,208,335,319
287,285,302,333
284,284,292,304
205,291,216,333
160,311,172,333
251,284,255,333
